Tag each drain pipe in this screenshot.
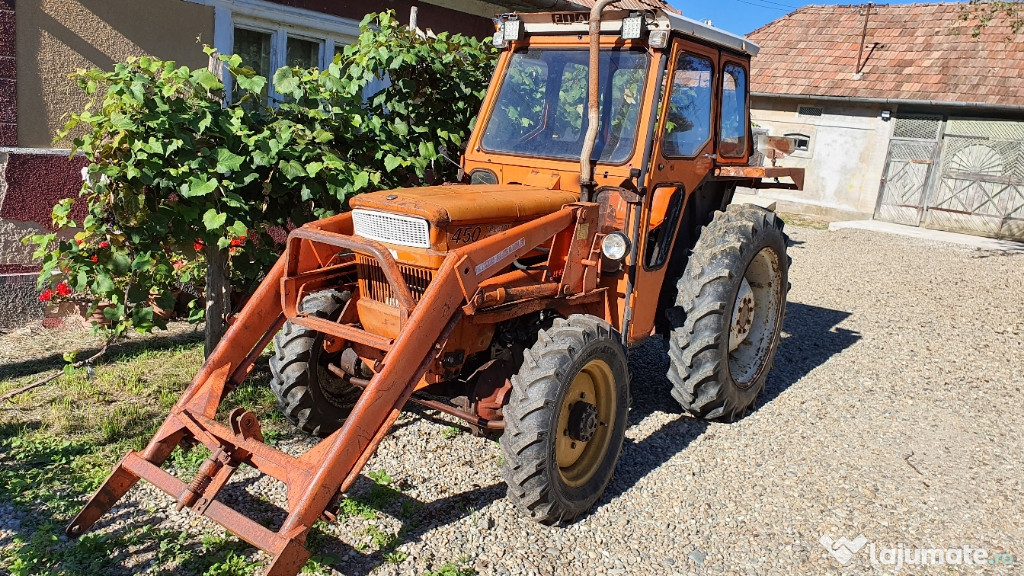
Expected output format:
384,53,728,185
579,0,619,200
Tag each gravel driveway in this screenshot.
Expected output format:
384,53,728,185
30,223,1024,575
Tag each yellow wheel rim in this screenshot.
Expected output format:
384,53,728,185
555,358,617,487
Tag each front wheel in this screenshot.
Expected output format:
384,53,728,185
269,290,361,437
666,203,789,421
500,315,630,525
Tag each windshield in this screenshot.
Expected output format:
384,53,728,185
480,49,648,165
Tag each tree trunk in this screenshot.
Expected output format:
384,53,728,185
204,245,232,357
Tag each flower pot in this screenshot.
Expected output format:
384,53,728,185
89,302,115,328
149,290,178,322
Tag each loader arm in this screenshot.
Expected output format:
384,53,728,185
67,203,594,576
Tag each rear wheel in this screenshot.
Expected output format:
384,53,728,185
500,315,629,525
666,204,789,421
269,290,361,437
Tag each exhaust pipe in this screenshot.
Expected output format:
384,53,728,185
579,0,619,200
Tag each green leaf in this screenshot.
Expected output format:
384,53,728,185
353,171,370,190
306,162,324,177
278,160,306,180
110,252,132,275
203,209,227,231
384,154,401,172
228,220,248,237
183,177,218,197
235,74,267,94
197,111,213,133
274,68,300,97
194,69,224,91
215,149,244,173
92,271,115,295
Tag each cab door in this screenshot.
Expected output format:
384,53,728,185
625,38,720,341
716,55,752,166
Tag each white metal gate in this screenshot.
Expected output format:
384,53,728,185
876,114,1024,241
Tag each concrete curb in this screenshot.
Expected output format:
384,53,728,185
828,220,1024,252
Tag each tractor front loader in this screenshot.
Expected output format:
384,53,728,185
67,5,805,576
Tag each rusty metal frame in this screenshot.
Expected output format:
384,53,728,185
713,165,805,190
67,203,597,576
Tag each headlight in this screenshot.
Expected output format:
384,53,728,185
601,232,631,261
649,30,669,49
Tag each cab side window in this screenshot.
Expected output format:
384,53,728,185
661,54,714,157
719,63,748,158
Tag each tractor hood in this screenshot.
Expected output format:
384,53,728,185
350,184,579,227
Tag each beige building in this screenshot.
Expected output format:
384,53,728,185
746,3,1024,241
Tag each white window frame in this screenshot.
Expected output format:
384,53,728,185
187,0,360,103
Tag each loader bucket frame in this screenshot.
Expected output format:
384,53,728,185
67,203,596,575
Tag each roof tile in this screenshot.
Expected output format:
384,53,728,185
747,2,1024,107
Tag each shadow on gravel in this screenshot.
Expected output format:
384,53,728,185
157,464,504,576
762,301,861,407
595,301,860,510
309,476,507,576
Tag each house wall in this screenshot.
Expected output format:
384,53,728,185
17,0,215,148
1,0,213,328
748,96,893,220
0,0,15,147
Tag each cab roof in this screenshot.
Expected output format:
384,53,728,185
515,9,760,56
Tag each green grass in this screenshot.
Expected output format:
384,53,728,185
778,211,830,230
0,327,456,575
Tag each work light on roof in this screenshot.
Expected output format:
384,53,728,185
503,16,522,42
621,12,646,40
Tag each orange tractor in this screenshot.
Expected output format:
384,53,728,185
68,5,803,575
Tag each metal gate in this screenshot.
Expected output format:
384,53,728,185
875,114,942,226
876,114,1024,241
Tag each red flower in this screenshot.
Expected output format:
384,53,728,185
173,260,184,270
90,255,98,263
98,240,110,248
56,282,72,297
39,289,54,302
193,241,204,251
75,238,83,246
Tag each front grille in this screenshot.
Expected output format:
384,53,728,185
352,209,431,248
357,256,434,306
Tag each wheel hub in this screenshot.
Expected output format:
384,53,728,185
567,401,599,442
728,247,783,387
729,278,755,352
555,360,617,487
